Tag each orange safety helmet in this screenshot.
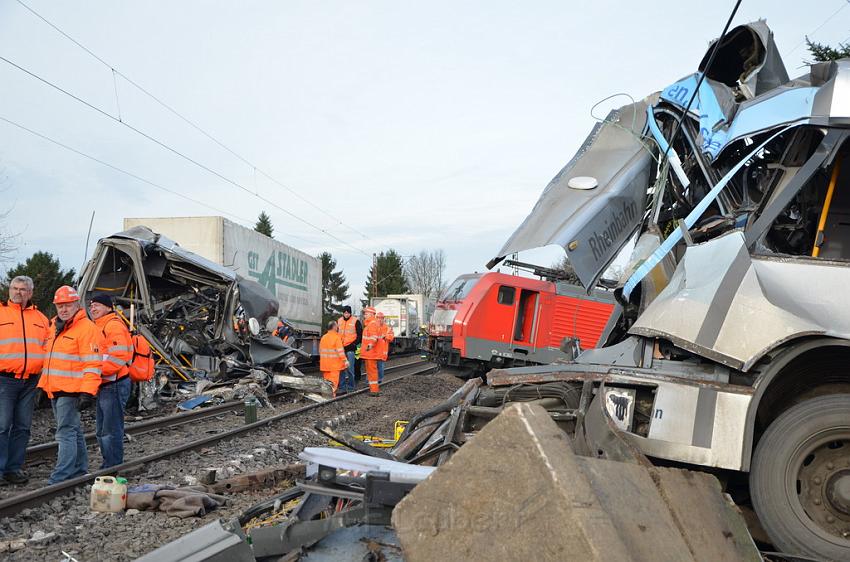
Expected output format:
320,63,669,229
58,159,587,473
376,312,384,318
53,285,80,304
364,306,376,315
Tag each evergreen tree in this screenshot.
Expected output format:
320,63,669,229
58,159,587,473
805,37,850,63
320,252,350,326
254,211,274,237
0,252,76,313
363,250,409,303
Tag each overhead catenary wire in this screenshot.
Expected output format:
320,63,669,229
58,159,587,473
369,254,416,292
13,0,375,244
0,114,349,251
784,0,850,57
0,54,371,257
663,0,743,159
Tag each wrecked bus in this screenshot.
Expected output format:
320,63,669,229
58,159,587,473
78,226,314,402
487,21,850,559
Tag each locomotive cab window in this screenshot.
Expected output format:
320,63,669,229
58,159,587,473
497,286,515,305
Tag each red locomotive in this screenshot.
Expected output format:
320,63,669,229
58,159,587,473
427,269,617,376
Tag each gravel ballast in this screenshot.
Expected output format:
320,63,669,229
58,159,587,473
0,370,462,561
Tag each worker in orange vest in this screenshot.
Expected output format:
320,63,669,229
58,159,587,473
337,306,361,394
0,275,50,485
375,312,394,384
360,307,382,396
88,294,133,469
319,320,348,397
272,320,295,346
39,286,103,485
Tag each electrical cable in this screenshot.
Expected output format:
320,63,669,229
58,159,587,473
663,0,743,159
0,114,352,250
367,254,424,297
589,92,659,163
0,54,371,256
13,0,375,244
785,0,850,57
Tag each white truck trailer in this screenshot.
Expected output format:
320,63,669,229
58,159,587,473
370,293,434,353
123,216,322,334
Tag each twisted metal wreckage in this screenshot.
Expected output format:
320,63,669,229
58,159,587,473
78,226,330,408
482,20,850,560
136,21,850,561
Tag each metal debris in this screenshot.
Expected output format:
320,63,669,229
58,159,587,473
78,226,323,406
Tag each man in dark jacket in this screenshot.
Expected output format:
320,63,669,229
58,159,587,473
336,306,362,394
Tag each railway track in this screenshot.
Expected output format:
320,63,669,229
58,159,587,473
24,355,425,461
0,359,436,518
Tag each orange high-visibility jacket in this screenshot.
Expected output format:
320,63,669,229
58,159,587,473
95,313,132,382
0,300,49,378
39,309,103,398
338,316,358,347
378,323,395,361
319,331,347,371
360,319,383,360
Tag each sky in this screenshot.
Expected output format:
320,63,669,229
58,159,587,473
0,0,848,306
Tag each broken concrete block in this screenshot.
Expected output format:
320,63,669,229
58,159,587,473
393,403,635,561
392,403,759,562
647,467,760,561
198,468,219,485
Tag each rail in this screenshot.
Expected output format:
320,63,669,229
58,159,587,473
26,356,425,459
0,360,436,518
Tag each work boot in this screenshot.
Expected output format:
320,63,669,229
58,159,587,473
4,471,28,484
370,391,381,397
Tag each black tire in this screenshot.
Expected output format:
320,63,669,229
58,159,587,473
750,394,850,560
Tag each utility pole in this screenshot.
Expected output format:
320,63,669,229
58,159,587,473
372,253,378,298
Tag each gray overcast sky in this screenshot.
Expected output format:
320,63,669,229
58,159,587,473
1,0,848,304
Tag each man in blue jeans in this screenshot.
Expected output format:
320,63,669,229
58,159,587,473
39,285,102,485
0,276,50,485
49,395,89,483
88,294,133,469
337,306,362,394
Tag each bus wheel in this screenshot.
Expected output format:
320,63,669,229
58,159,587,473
750,394,850,559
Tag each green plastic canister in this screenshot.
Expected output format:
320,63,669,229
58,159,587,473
244,395,258,424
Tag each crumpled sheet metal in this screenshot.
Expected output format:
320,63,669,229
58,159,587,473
491,22,850,299
113,225,237,282
492,99,653,289
629,231,842,371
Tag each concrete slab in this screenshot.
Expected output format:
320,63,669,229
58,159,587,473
392,402,760,562
575,456,699,561
393,402,634,561
650,467,761,561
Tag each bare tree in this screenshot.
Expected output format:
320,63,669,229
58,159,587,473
0,236,13,264
405,249,447,299
551,256,580,285
0,166,15,264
